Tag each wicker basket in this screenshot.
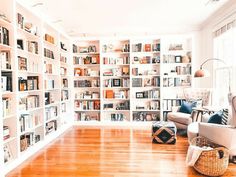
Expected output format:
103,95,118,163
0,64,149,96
191,136,229,177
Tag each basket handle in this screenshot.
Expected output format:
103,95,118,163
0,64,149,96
218,150,224,159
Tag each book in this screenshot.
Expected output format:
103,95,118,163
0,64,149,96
18,56,27,71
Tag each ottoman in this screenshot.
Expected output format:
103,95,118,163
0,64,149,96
152,121,177,144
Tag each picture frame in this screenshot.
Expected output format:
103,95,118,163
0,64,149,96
136,92,144,98
112,79,121,87
175,55,182,63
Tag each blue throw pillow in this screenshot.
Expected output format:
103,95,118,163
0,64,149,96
179,101,197,114
207,111,223,124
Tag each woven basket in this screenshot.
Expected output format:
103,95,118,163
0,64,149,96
191,136,229,177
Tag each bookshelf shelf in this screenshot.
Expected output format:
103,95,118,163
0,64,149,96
0,44,13,50
3,137,16,144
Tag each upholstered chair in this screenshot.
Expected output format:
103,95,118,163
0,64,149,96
192,94,236,157
167,88,212,130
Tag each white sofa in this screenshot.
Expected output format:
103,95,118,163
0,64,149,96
188,94,236,157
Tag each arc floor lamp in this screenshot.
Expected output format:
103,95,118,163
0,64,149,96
194,58,232,101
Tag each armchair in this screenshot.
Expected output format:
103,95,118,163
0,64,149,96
198,94,236,157
167,88,212,130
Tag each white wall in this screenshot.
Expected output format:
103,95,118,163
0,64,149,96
195,0,236,88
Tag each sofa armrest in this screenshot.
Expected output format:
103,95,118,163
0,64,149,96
199,122,236,156
171,106,180,112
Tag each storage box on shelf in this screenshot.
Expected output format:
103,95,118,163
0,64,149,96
130,38,161,122
100,39,131,122
73,40,101,122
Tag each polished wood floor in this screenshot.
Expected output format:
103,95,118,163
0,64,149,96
7,126,236,177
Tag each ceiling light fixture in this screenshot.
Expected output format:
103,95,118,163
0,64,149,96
32,2,43,7
52,19,62,23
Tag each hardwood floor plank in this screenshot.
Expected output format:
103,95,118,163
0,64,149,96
6,126,236,177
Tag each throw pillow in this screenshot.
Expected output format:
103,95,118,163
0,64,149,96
179,101,197,114
207,111,223,124
221,109,229,125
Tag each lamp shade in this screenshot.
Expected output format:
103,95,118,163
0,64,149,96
194,69,210,78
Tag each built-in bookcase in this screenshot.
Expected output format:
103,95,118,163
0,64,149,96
73,40,101,122
0,0,73,175
73,36,192,124
101,39,130,122
161,36,192,120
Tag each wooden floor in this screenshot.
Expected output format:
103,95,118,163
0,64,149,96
7,126,236,177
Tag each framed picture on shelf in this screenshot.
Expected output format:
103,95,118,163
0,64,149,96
136,92,144,98
112,79,121,87
175,56,182,63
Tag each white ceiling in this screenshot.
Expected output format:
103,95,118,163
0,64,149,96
18,0,230,37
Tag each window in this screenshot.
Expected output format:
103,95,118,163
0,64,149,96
213,22,236,106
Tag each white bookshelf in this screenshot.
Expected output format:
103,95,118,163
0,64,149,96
0,0,73,175
73,40,101,122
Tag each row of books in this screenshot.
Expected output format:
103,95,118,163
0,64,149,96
45,106,58,121
0,26,9,46
135,100,160,110
44,34,55,44
1,72,12,91
74,112,100,121
60,55,67,63
18,76,38,91
44,48,54,59
74,45,97,53
132,67,159,76
162,99,185,111
163,55,190,63
132,56,160,64
104,89,129,99
135,89,160,99
2,97,11,117
104,101,130,110
45,92,58,105
74,79,100,87
74,100,100,110
61,90,69,101
74,68,99,77
110,113,126,121
1,51,11,70
103,78,130,88
17,40,39,54
73,56,99,65
19,95,40,111
133,112,160,121
103,67,129,76
163,77,191,87
17,13,38,36
132,77,160,87
20,133,40,152
45,79,55,90
132,43,160,52
19,113,41,133
75,91,100,99
62,78,68,88
103,56,130,65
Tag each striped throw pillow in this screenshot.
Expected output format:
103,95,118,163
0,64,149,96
221,109,229,125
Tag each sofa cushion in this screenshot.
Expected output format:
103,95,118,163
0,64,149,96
167,112,192,125
179,101,197,114
207,111,223,124
221,109,229,125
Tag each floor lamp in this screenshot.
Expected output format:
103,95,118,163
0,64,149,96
194,58,232,103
